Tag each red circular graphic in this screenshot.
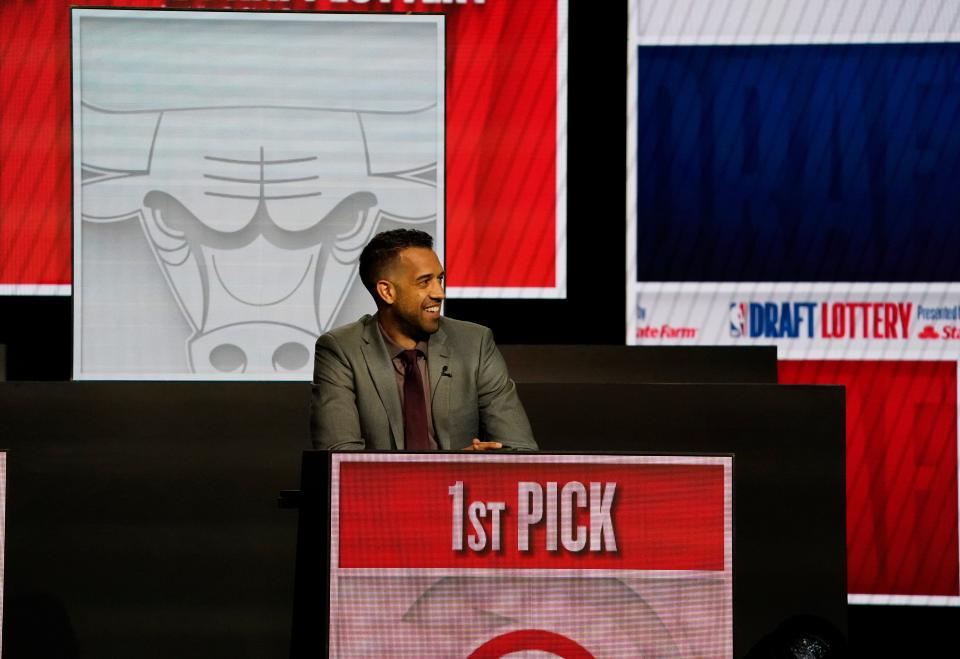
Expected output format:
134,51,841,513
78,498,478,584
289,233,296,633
467,629,596,659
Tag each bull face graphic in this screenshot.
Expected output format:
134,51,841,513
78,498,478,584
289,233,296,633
72,10,443,379
80,106,438,375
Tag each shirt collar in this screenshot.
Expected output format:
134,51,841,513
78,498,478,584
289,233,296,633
376,314,428,359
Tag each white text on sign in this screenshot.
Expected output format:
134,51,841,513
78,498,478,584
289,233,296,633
448,481,618,553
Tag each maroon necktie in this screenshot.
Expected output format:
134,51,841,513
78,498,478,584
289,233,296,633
399,349,430,450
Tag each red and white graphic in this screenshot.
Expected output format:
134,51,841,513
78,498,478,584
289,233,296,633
1,0,566,298
330,453,733,658
629,283,960,360
468,630,596,659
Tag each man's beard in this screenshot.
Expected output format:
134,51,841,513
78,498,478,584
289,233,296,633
398,307,439,342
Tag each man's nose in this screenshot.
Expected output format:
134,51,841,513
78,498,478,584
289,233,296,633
430,280,446,299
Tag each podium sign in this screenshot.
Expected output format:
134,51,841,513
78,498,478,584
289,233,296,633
328,453,732,658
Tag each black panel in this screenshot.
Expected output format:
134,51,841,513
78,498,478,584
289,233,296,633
0,296,71,381
0,382,310,658
500,345,778,384
289,450,330,659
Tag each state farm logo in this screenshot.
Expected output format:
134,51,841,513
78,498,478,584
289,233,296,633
634,304,697,339
918,325,960,339
916,305,960,340
636,325,698,339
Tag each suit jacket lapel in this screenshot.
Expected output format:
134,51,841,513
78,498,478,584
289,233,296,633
360,316,404,449
428,322,451,449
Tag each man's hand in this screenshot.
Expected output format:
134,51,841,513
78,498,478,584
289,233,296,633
462,438,502,451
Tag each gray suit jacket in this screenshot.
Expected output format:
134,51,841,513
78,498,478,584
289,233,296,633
311,315,537,451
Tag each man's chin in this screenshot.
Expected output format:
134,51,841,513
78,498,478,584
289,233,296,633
421,319,441,335
401,318,440,342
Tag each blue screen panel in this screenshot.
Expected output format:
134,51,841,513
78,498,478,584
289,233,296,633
636,43,960,282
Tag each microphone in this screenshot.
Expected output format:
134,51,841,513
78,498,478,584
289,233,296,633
441,365,452,377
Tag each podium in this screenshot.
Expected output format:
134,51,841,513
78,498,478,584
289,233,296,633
292,451,734,657
291,381,845,658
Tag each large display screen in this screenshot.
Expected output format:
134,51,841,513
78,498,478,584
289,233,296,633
329,453,733,657
3,0,566,299
72,9,442,380
627,0,960,605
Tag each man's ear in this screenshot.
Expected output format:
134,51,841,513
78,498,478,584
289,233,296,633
376,279,395,306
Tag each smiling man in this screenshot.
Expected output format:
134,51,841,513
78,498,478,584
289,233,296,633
310,229,538,451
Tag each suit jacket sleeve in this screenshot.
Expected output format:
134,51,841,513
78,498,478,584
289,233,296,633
476,327,539,450
311,332,365,450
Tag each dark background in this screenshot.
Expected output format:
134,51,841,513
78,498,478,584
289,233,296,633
1,1,956,656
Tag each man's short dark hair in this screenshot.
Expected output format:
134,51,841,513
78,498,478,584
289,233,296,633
359,229,435,299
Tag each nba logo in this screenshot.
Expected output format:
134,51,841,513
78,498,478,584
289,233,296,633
729,303,746,337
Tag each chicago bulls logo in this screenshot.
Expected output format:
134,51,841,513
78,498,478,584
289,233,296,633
73,11,443,377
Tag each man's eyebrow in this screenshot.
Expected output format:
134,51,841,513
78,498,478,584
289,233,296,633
416,271,444,281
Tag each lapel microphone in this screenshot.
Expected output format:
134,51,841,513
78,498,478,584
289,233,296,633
441,365,452,377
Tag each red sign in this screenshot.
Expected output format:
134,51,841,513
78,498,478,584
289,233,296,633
330,454,732,658
336,458,726,571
